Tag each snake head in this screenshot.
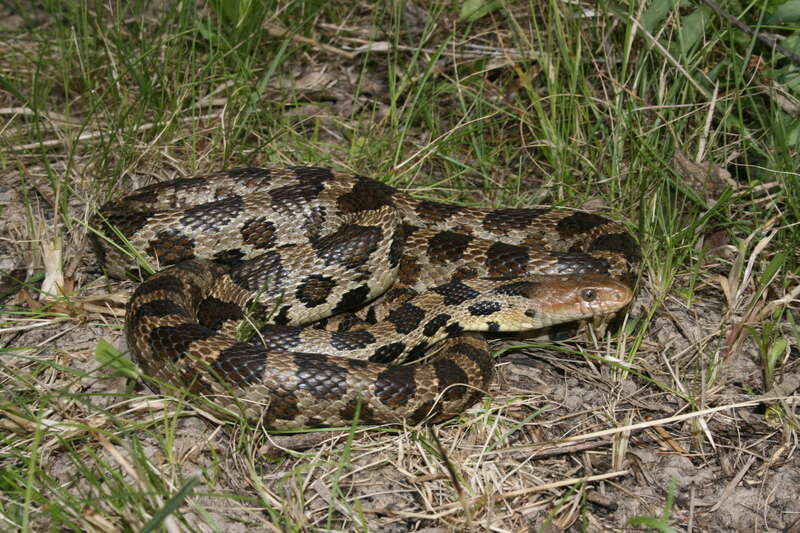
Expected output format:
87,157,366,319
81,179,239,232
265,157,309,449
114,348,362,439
485,274,632,329
525,274,633,327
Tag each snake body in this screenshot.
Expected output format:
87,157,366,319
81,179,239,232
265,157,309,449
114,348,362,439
93,167,639,428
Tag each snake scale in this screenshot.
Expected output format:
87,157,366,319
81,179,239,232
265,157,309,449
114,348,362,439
92,166,640,429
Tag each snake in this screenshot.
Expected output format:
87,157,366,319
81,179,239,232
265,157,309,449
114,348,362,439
91,166,640,429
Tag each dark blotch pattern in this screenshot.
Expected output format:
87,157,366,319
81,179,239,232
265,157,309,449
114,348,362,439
449,339,491,370
330,330,376,351
406,340,429,362
555,211,609,237
491,280,537,297
387,225,405,268
230,251,287,292
272,305,291,326
331,285,371,315
197,296,243,330
134,274,184,298
415,200,462,220
146,230,197,265
338,398,378,423
256,325,303,351
422,313,451,337
375,365,417,407
485,242,529,277
212,248,246,267
101,210,154,239
433,357,469,401
336,175,395,212
148,323,213,360
270,180,326,212
240,217,277,250
180,196,245,232
371,342,406,363
486,321,500,332
287,166,335,186
432,280,481,306
483,208,547,233
313,225,382,267
590,232,642,265
131,300,188,324
467,300,502,316
211,343,266,386
445,322,465,335
426,231,472,265
295,274,337,307
387,303,426,334
551,251,610,275
293,352,348,400
265,390,301,422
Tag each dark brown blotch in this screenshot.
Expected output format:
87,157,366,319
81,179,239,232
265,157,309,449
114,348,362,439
330,330,377,351
210,343,266,386
406,340,429,362
336,175,395,212
287,166,336,183
387,303,426,334
240,217,278,250
313,224,382,267
269,179,326,212
408,400,436,423
448,339,491,371
555,211,609,237
375,365,417,407
485,242,529,277
295,274,337,307
180,196,245,232
551,251,610,275
133,274,184,298
256,325,303,351
426,231,472,265
197,296,244,330
590,232,642,265
330,285,371,315
265,389,301,423
415,200,462,221
433,357,469,401
146,230,197,265
230,251,287,292
211,248,246,267
131,300,188,323
467,300,502,316
422,313,451,337
370,342,406,363
491,280,538,297
432,281,481,306
100,210,154,239
293,352,348,400
148,323,214,360
483,208,548,233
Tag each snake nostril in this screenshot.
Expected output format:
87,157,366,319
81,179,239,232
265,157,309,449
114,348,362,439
524,309,537,318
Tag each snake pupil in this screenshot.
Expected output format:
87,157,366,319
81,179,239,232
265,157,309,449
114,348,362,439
581,289,596,301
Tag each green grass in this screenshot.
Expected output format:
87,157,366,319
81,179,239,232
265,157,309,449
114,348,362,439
1,0,799,531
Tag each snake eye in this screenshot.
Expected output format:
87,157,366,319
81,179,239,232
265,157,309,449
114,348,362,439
581,288,596,302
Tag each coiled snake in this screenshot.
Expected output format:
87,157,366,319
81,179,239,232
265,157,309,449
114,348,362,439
92,167,639,429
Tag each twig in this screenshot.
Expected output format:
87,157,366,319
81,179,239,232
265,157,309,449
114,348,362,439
262,22,355,59
700,0,800,67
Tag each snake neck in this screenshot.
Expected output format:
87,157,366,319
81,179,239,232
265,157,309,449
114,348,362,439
253,276,630,365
